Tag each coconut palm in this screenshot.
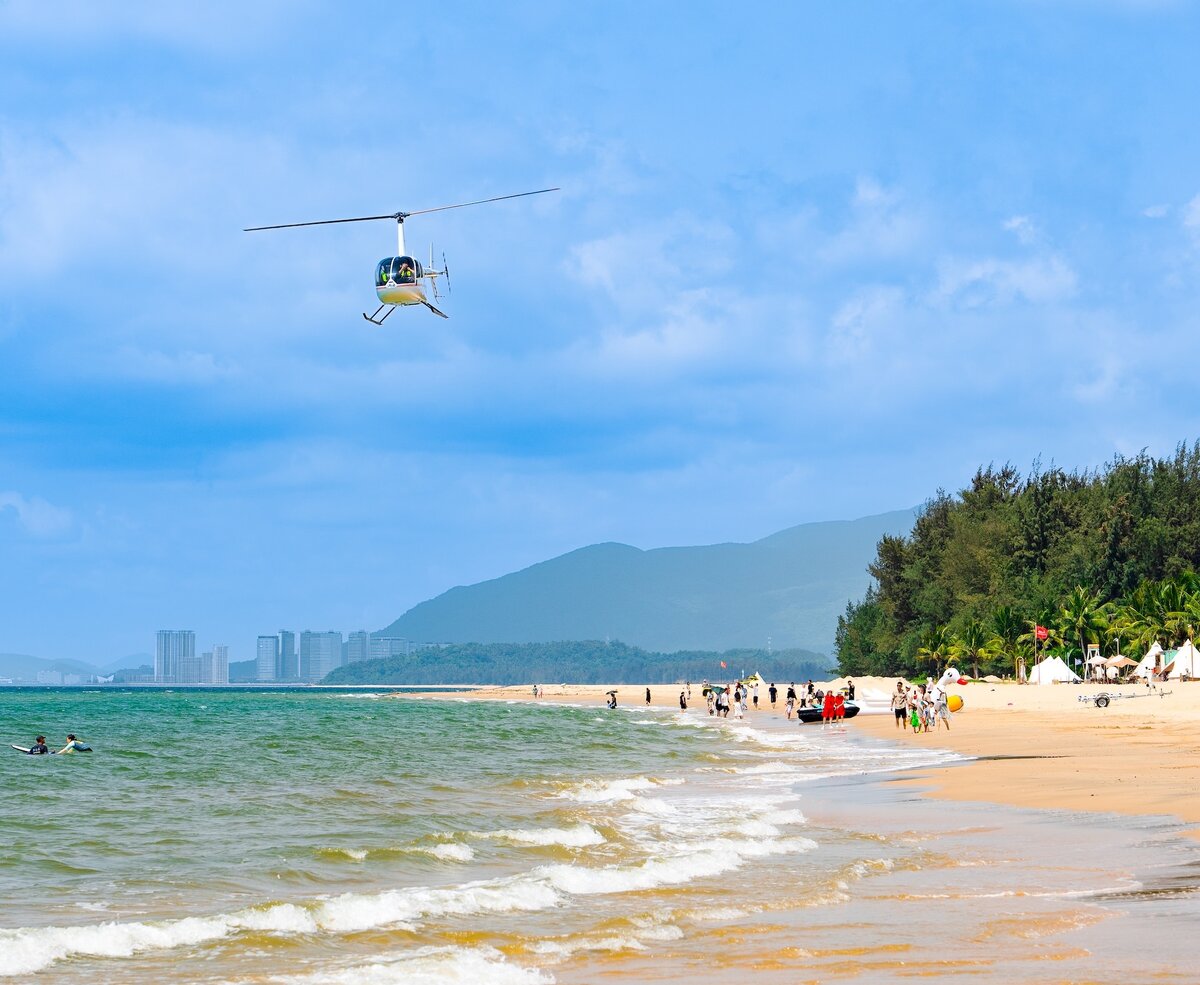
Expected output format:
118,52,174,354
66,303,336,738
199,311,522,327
916,624,952,678
950,621,993,680
1059,586,1106,663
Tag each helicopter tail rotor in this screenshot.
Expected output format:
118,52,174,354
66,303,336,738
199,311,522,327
424,243,451,302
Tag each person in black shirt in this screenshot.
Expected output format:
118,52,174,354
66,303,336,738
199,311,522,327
26,736,49,755
768,683,778,708
847,679,856,701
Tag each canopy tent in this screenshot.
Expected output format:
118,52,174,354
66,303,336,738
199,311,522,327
1165,639,1199,680
1086,654,1108,666
1028,655,1081,684
1105,656,1138,669
1134,641,1165,680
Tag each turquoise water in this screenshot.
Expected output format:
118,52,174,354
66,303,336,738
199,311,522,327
2,689,1197,984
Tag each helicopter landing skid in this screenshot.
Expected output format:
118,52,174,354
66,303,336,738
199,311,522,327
420,299,449,319
362,304,396,326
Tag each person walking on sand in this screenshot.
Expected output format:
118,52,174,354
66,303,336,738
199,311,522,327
645,687,652,706
935,689,951,730
769,682,778,708
907,687,921,734
846,679,855,701
786,682,797,706
891,681,907,730
785,694,795,720
752,683,759,711
821,689,835,727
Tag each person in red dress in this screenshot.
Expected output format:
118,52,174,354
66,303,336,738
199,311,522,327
833,692,845,722
822,689,835,726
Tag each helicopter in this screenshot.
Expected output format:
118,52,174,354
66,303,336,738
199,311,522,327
244,187,558,324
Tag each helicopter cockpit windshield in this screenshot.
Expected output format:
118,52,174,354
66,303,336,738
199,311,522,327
376,256,423,286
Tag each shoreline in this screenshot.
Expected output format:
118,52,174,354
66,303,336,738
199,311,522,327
395,677,1200,839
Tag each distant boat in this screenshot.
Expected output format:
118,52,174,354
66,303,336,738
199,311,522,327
795,701,860,724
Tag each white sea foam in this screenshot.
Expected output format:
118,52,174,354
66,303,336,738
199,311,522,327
266,946,552,985
559,776,657,803
423,843,475,862
485,824,606,848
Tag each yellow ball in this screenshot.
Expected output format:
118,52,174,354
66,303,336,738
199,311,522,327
947,694,964,713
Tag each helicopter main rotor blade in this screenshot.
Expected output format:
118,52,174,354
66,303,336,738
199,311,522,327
243,214,398,232
243,187,559,232
403,187,559,218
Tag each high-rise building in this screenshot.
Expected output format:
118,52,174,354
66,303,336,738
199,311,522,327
347,631,370,663
300,631,343,683
278,631,297,681
256,635,280,682
212,644,229,684
370,637,411,660
156,630,196,683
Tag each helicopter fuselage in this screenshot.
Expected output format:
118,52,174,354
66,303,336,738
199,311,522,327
375,255,427,306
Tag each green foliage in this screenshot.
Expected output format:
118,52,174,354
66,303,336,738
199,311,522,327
836,444,1200,676
322,640,830,686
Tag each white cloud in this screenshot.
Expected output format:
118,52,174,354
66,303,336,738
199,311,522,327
818,177,925,264
1142,204,1169,218
0,492,76,538
1183,194,1200,234
932,254,1077,307
827,286,905,363
1003,215,1038,245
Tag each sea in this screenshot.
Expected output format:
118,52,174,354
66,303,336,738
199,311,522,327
1,688,1198,984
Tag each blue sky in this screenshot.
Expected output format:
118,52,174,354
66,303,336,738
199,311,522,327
3,1,1199,662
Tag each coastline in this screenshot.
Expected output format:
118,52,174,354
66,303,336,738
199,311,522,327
397,677,1200,838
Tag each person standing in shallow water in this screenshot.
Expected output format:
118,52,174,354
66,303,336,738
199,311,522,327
679,689,687,710
645,687,651,705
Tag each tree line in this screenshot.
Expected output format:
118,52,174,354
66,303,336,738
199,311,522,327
323,640,830,686
836,443,1200,678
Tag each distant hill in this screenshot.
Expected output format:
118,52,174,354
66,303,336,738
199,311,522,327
324,641,830,686
0,653,103,682
378,508,917,655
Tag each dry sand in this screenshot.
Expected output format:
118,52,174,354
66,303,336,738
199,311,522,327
400,676,1200,836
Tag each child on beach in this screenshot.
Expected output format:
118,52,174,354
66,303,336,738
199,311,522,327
785,695,795,720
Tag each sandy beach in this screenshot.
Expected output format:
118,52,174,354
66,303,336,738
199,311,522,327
401,676,1200,837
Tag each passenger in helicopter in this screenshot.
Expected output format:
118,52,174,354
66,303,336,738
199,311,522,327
398,261,415,284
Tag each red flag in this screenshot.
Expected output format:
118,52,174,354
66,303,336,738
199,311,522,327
720,661,727,669
1035,625,1049,641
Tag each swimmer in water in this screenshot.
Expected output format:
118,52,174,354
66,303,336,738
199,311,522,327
24,736,50,755
54,734,91,754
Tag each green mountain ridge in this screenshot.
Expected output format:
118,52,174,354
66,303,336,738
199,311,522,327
378,508,918,655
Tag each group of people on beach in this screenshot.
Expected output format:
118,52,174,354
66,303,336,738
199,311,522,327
889,680,951,733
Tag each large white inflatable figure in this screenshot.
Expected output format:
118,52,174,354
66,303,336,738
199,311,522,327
927,666,967,704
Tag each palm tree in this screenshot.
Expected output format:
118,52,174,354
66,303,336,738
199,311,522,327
1059,586,1106,665
950,621,992,680
990,606,1024,679
916,625,951,679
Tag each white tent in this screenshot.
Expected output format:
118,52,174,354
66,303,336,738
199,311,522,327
1134,641,1165,680
1028,655,1081,684
1166,639,1199,680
